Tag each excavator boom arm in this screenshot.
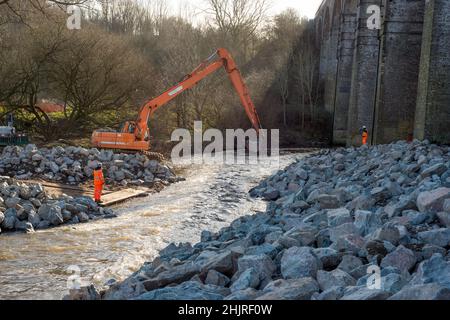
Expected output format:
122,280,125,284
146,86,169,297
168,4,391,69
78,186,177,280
135,48,262,139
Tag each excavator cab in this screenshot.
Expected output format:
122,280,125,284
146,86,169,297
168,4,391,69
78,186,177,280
120,121,137,134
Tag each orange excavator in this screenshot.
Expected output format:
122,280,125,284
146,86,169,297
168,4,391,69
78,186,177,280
91,48,262,153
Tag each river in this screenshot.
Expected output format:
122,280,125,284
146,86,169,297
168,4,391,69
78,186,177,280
0,152,305,300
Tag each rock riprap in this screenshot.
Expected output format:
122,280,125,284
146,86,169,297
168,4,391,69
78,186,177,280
0,145,177,186
67,140,450,300
0,178,116,234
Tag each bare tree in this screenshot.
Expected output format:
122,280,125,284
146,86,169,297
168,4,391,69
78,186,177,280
204,0,272,62
294,25,320,126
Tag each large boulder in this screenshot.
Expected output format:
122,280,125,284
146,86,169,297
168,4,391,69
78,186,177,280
316,269,356,291
354,210,382,236
313,248,342,270
142,262,202,291
38,204,63,226
380,245,417,272
417,188,450,213
280,247,322,279
409,254,450,289
418,229,450,248
237,254,276,283
327,208,352,227
230,268,260,292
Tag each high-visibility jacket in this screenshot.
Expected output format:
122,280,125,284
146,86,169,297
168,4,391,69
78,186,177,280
93,169,105,186
362,132,368,145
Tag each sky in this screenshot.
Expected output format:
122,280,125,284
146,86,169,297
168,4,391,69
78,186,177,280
167,0,323,21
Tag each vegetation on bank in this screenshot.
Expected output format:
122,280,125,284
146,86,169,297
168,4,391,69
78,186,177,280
0,0,328,148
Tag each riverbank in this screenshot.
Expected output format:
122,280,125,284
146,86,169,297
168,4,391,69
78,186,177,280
75,140,450,300
0,144,181,234
0,154,299,300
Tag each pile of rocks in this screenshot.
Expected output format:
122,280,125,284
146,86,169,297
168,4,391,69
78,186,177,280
72,140,449,300
0,145,176,186
0,178,116,234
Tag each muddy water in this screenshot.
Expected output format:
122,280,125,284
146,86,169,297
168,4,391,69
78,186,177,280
0,153,305,300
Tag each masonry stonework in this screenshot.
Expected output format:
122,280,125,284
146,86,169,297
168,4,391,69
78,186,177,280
315,0,450,145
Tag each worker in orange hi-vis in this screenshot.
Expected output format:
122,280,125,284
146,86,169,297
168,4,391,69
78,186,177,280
93,163,105,204
361,126,369,145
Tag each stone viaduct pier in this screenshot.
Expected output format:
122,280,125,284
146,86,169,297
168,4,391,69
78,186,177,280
315,0,450,145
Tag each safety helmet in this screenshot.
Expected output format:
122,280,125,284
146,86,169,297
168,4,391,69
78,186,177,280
96,163,103,170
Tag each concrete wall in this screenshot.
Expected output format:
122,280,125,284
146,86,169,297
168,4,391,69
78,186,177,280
315,0,450,145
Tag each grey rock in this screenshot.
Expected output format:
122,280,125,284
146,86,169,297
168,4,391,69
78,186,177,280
380,245,417,272
38,204,63,226
143,262,202,291
381,273,409,294
137,281,229,300
437,212,450,227
417,188,450,213
205,270,230,287
1,214,16,230
313,248,342,270
281,247,322,279
421,163,447,178
256,278,319,300
230,268,260,292
338,255,363,274
332,234,366,254
317,269,356,291
444,199,450,212
313,286,345,300
245,243,279,259
327,208,352,227
317,194,340,209
389,284,450,300
14,220,34,233
330,223,358,242
263,188,280,201
5,197,21,208
418,228,450,247
77,212,90,223
371,224,401,246
354,210,382,236
410,254,450,289
237,254,276,283
421,245,447,261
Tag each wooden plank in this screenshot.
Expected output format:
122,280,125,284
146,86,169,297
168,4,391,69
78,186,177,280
100,188,149,207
